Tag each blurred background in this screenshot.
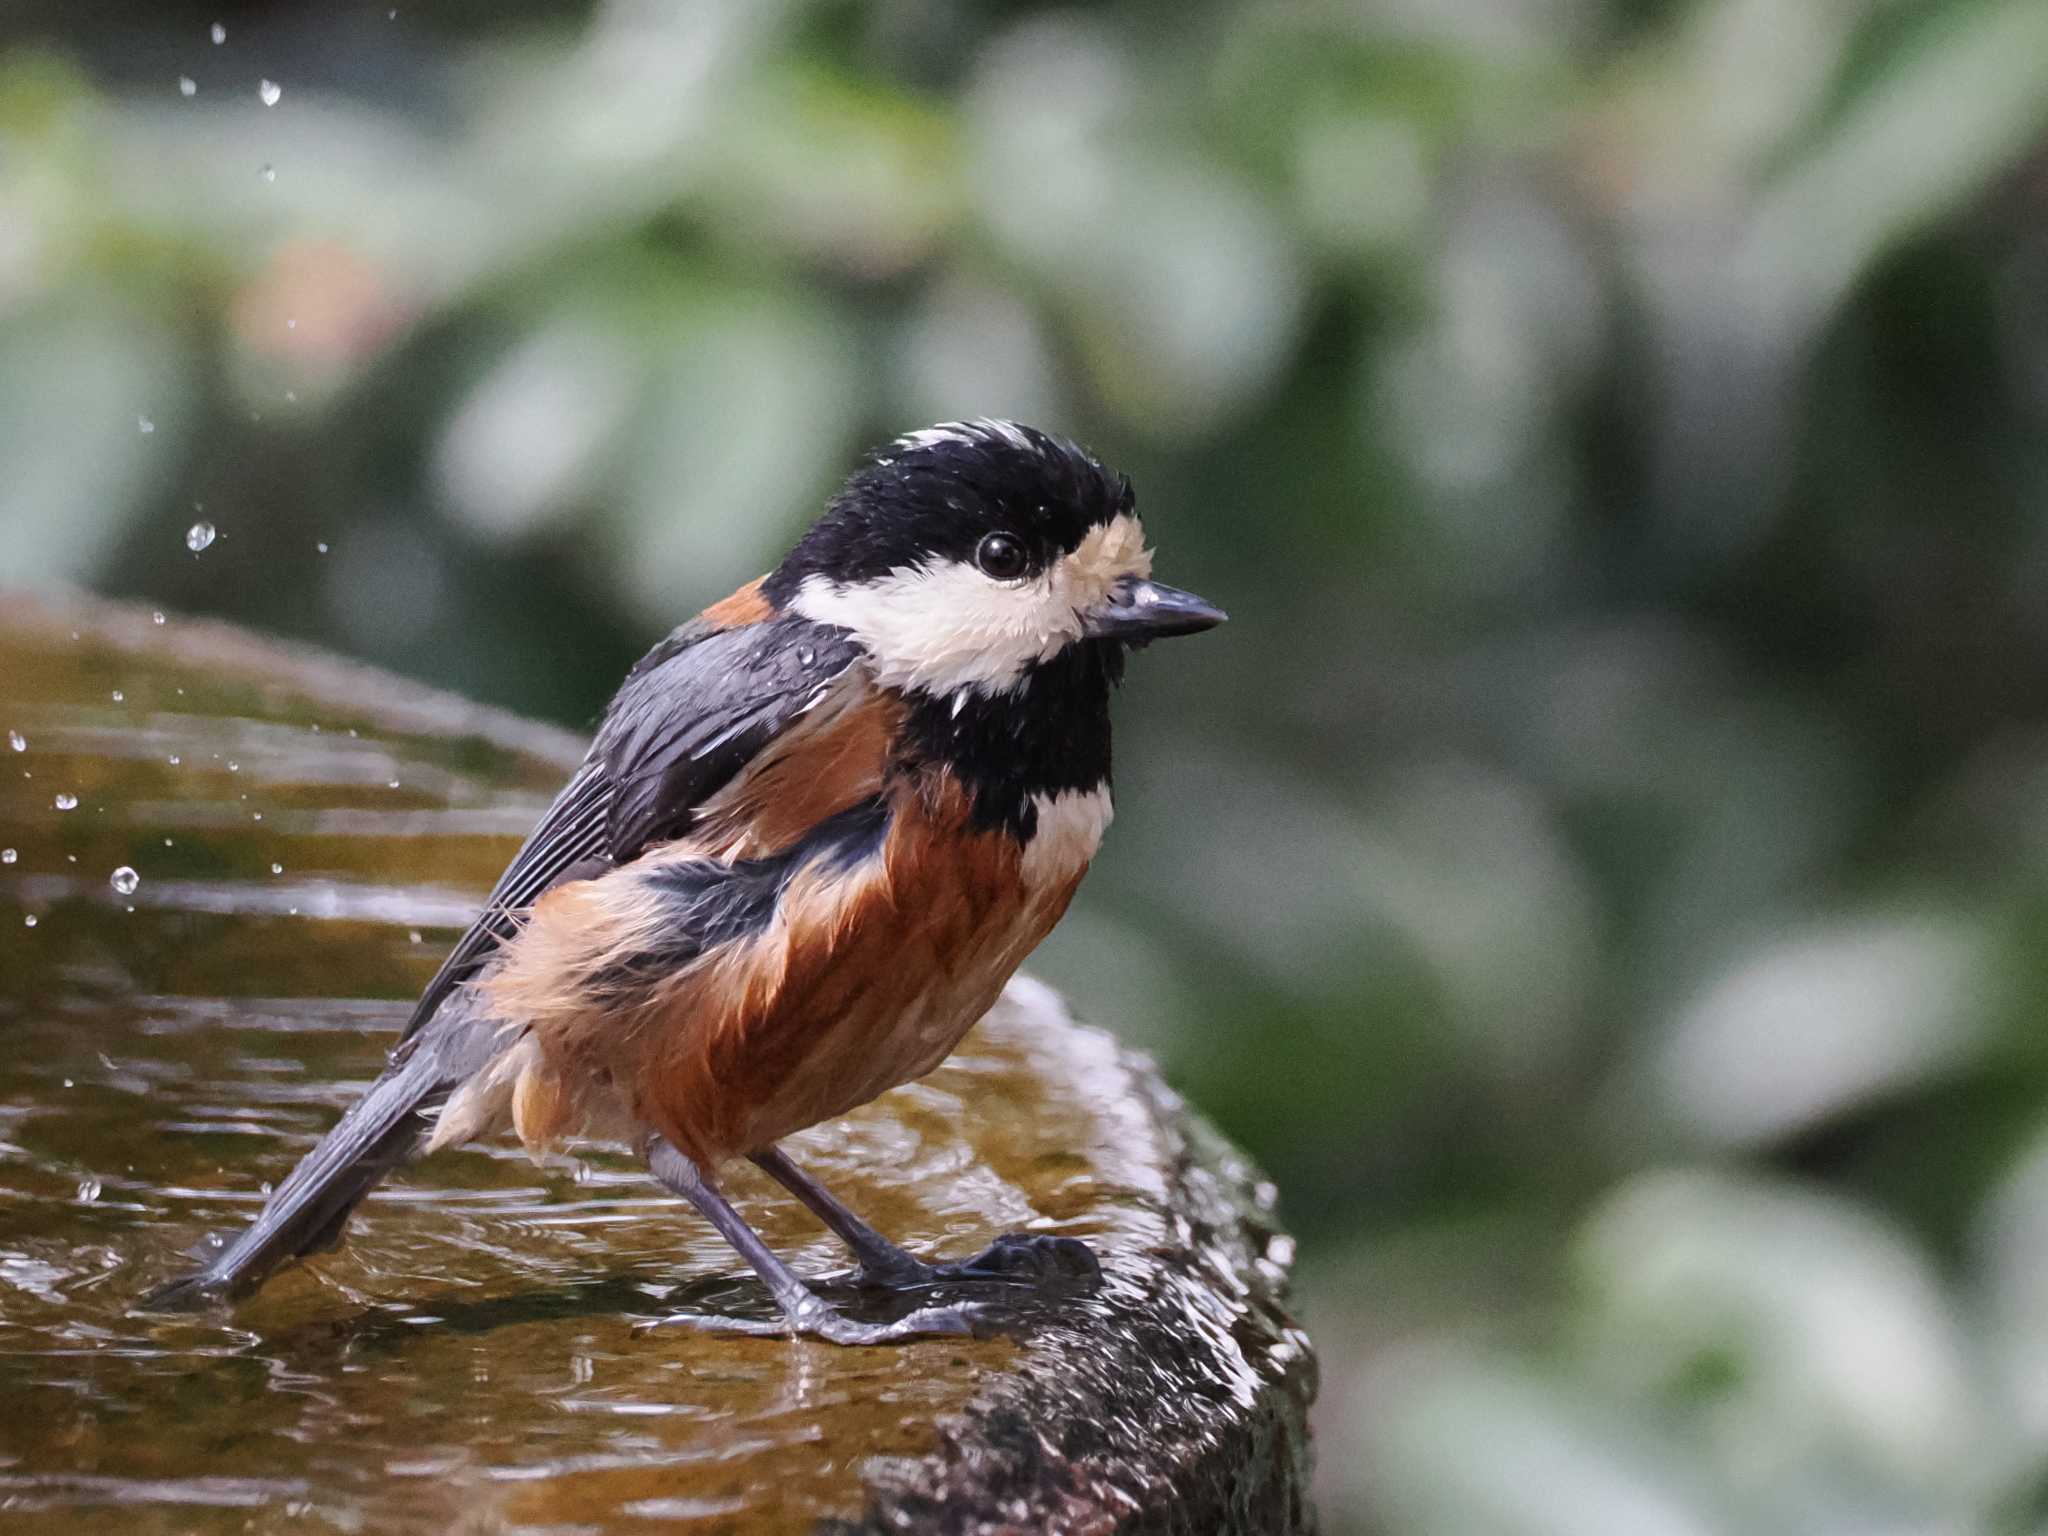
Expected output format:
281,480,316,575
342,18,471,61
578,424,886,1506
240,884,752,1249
7,0,2048,1528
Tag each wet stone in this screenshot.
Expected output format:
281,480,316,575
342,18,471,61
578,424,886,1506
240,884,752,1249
0,590,1315,1533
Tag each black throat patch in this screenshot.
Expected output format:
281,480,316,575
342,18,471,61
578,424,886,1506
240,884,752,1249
894,640,1123,839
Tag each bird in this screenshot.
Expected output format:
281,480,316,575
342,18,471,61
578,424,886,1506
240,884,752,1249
140,419,1225,1343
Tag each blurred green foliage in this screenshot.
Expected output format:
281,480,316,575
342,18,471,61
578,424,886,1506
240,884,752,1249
8,1,2048,1530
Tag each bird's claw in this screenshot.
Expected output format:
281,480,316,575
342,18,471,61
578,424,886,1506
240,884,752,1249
857,1232,1101,1292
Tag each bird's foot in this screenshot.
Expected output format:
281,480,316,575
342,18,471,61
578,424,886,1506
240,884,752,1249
639,1290,999,1346
855,1232,1101,1293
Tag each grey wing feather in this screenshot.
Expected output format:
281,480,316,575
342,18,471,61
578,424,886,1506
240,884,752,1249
398,758,613,1043
399,616,860,1043
602,625,860,856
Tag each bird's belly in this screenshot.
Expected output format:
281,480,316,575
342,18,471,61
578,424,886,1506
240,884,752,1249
747,906,1069,1146
669,855,1083,1163
490,776,1099,1168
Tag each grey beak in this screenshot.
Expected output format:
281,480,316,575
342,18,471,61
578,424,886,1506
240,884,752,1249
1080,577,1228,643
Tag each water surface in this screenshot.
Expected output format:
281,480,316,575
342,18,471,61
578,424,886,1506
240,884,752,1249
0,596,1175,1533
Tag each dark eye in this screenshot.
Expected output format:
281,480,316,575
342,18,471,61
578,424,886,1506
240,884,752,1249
975,533,1028,581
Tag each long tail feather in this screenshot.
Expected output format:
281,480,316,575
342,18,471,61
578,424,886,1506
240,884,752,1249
139,993,507,1310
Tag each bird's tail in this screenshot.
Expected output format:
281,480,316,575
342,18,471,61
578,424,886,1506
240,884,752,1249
139,992,507,1311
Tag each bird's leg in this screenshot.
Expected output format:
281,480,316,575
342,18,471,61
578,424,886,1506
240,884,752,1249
746,1144,930,1286
749,1143,1101,1294
641,1137,998,1345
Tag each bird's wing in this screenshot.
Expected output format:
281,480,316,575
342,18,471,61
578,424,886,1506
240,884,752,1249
599,618,865,858
398,614,862,1043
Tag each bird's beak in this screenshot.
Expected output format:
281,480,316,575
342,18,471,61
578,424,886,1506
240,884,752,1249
1079,576,1228,643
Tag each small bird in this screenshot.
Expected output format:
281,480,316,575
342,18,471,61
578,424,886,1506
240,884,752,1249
142,419,1224,1343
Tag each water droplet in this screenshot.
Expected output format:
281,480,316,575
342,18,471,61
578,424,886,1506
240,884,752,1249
251,811,262,822
408,930,422,944
53,793,77,811
110,690,123,703
137,415,154,434
388,779,400,790
152,610,166,625
24,915,37,928
207,1232,224,1248
260,164,276,183
797,646,815,666
260,1180,274,1195
316,541,330,554
185,520,216,553
7,730,22,752
178,76,197,97
1,849,14,864
77,1176,102,1203
210,21,225,43
285,317,297,330
271,862,283,875
227,761,240,772
258,79,281,106
167,755,180,766
163,838,174,847
109,866,139,895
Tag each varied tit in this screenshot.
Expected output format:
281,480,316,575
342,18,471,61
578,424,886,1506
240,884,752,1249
142,419,1226,1344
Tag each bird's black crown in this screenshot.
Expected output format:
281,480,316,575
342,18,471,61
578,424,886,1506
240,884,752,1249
763,421,1133,603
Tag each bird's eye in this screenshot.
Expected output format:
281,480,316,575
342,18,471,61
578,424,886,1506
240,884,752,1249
975,533,1028,581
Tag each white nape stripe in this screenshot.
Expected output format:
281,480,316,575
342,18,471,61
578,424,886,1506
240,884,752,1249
790,513,1153,698
896,418,1034,454
1020,784,1114,889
